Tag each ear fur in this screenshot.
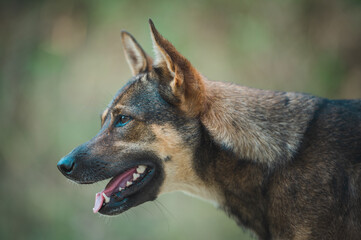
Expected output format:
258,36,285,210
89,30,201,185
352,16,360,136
148,19,205,117
121,31,153,76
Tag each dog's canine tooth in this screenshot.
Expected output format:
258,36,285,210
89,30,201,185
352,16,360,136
102,193,110,203
119,187,123,191
126,181,132,187
133,173,140,180
137,165,146,174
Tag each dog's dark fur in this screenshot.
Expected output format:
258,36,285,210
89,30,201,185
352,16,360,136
57,20,361,239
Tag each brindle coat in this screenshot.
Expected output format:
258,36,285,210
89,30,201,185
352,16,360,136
57,20,361,239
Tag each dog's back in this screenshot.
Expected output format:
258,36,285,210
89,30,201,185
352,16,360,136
268,99,361,239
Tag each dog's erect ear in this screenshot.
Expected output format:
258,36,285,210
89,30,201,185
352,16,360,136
121,31,153,76
149,19,205,117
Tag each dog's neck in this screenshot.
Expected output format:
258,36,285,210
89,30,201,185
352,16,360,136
193,124,271,238
195,80,321,237
200,80,319,166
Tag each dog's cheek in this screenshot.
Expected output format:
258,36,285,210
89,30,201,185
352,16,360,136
150,123,198,194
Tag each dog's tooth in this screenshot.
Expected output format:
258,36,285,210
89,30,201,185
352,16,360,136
119,187,123,191
126,181,132,187
102,193,110,203
137,165,146,174
133,173,140,180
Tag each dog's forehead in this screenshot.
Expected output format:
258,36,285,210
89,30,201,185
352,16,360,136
107,73,164,113
109,75,143,104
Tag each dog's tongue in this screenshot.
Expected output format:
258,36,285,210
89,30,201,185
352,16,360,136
92,167,137,213
93,192,104,213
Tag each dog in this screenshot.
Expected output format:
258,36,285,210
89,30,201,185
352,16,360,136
57,19,361,239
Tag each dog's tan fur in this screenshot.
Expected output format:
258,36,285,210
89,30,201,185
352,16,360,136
151,124,222,203
201,81,319,164
101,108,109,126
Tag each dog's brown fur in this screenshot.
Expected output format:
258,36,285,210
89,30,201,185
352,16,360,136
58,20,361,239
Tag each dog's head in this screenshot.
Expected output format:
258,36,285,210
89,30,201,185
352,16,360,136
57,20,211,215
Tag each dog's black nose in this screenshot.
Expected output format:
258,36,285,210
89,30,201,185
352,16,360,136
57,155,75,174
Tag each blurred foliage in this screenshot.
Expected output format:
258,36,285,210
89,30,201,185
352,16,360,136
0,0,360,239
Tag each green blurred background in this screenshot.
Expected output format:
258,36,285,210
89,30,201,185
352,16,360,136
1,0,360,239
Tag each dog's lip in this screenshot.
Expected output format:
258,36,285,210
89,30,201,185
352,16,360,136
93,164,155,213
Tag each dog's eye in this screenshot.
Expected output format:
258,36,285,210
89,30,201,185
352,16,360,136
115,115,132,127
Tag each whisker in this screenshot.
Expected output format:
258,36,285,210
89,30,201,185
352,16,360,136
153,200,172,232
155,199,175,220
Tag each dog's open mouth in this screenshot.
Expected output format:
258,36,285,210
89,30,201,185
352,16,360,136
93,164,155,214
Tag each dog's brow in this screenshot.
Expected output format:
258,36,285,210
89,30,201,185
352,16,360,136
102,108,109,117
111,104,145,121
100,108,109,126
111,105,133,116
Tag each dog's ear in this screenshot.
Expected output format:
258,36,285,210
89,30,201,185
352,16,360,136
149,19,205,117
121,31,153,76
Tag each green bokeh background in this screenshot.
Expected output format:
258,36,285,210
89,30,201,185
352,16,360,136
1,0,360,239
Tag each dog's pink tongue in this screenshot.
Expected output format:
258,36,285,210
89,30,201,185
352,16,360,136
93,192,104,213
92,167,137,213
